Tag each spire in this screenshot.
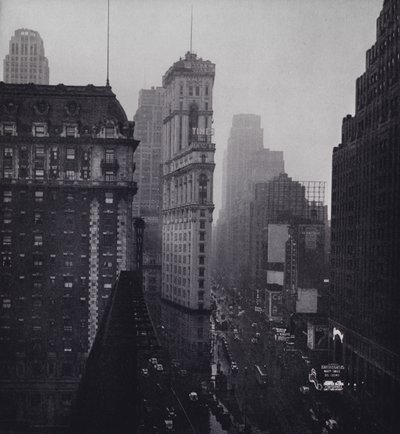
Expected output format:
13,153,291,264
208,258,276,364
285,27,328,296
106,0,110,86
190,5,193,53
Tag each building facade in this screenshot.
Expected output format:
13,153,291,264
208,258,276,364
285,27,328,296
3,29,50,85
161,52,215,311
330,0,400,429
0,82,138,427
133,87,163,303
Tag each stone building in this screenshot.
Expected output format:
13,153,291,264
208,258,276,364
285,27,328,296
161,51,215,311
330,0,400,429
3,29,50,85
0,82,138,427
133,87,163,305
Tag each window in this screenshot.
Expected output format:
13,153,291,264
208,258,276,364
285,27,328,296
35,169,44,179
3,191,12,203
105,149,114,163
4,147,13,157
199,174,208,204
180,84,184,95
32,123,47,137
104,126,116,138
3,211,12,224
205,85,209,96
199,232,205,241
199,243,205,253
205,102,209,110
65,170,75,180
35,145,44,157
105,171,114,182
34,212,42,225
105,192,113,204
66,148,75,160
198,279,204,288
64,282,73,289
195,86,200,96
65,125,77,137
2,235,11,246
34,235,43,246
189,86,193,96
199,256,205,265
1,122,16,136
34,191,44,202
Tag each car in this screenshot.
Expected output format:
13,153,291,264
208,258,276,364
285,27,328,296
164,419,174,432
233,334,240,341
178,369,188,377
189,392,198,402
251,337,258,344
255,332,260,338
149,357,158,365
326,419,338,430
141,368,149,377
299,386,310,394
155,363,164,372
165,407,177,419
171,359,180,368
251,322,257,328
233,328,238,333
231,362,239,373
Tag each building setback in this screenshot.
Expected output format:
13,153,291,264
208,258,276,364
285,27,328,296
133,87,163,303
161,51,215,310
331,0,400,429
3,29,50,85
0,82,138,427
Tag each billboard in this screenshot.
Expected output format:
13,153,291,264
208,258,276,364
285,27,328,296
267,224,289,263
307,322,329,351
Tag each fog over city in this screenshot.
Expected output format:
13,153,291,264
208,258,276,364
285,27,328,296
0,0,382,213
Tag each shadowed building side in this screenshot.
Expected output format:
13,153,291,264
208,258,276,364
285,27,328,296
71,271,159,433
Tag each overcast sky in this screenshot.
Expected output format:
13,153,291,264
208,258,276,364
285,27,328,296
0,0,383,214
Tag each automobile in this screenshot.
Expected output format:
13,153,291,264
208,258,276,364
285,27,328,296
165,407,177,419
178,369,188,377
233,334,240,341
189,392,198,402
233,328,238,334
164,420,174,432
141,368,149,377
155,363,164,372
171,359,180,368
251,322,257,328
299,386,310,394
326,419,339,430
238,310,245,317
255,332,260,338
231,362,239,373
149,357,158,365
251,337,258,344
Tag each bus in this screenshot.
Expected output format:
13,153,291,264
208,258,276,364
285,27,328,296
254,364,267,386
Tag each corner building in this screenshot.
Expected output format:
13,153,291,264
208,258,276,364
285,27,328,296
331,0,400,429
0,82,138,427
161,52,215,310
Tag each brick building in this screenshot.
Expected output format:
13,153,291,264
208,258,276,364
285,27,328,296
330,0,400,429
0,82,138,427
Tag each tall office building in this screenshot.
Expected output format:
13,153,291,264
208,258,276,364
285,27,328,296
0,82,138,427
133,87,163,301
215,114,284,288
331,0,400,429
161,51,215,310
3,29,50,85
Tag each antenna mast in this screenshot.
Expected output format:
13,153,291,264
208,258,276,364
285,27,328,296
106,0,110,86
190,5,193,53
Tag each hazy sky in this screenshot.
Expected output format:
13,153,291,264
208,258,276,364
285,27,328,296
0,0,383,214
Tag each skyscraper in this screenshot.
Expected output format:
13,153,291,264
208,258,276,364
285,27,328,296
3,29,50,85
215,114,284,288
161,51,215,310
133,87,163,302
331,0,400,429
0,82,138,427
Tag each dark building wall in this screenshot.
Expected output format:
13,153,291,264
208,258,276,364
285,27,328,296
0,82,138,428
330,0,400,428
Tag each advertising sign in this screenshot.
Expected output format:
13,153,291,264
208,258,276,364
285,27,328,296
307,324,315,350
321,363,345,392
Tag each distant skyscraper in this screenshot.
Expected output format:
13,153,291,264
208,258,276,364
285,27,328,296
161,51,216,310
331,0,400,430
215,114,284,288
0,82,138,427
133,87,163,301
3,29,49,84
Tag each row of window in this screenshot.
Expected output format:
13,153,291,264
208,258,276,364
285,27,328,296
3,190,115,204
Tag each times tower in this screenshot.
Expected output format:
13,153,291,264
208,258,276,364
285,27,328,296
161,52,215,310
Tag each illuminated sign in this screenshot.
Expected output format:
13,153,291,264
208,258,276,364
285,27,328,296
322,363,345,392
191,127,214,136
333,327,344,343
308,368,323,391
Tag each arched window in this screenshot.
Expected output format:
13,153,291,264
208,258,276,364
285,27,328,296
189,104,199,142
199,174,208,204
